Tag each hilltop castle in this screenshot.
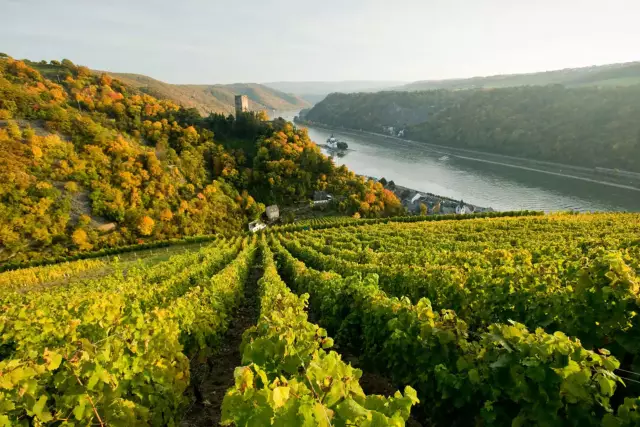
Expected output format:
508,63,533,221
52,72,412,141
234,95,249,117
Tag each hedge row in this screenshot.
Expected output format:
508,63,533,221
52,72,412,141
0,234,219,273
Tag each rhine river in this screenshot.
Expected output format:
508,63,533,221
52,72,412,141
278,111,640,212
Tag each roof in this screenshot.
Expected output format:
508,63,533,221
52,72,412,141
313,190,331,201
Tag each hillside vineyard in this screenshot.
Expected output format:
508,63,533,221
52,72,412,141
1,212,639,426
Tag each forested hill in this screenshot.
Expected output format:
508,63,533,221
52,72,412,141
110,73,310,115
399,61,640,91
24,60,309,115
304,86,640,172
0,56,400,264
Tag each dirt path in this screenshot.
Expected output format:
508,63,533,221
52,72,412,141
180,262,262,426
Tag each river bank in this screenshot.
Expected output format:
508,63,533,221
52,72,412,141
295,118,640,192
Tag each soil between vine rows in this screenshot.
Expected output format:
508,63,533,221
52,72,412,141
179,262,262,426
180,255,426,426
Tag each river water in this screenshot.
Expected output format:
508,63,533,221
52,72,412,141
277,112,640,212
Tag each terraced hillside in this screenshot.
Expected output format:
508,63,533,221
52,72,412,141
2,212,639,426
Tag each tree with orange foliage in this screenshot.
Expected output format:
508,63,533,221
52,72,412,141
99,73,113,87
160,208,173,222
71,229,93,251
137,216,155,236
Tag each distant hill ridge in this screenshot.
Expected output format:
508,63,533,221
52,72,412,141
95,71,310,115
263,81,407,105
398,61,640,91
262,62,640,105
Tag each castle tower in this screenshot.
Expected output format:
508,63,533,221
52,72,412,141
234,95,249,116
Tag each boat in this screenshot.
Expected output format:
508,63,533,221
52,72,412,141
439,155,450,161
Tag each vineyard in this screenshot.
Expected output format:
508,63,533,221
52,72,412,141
1,212,640,426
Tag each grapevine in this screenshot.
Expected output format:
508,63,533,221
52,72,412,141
2,212,639,426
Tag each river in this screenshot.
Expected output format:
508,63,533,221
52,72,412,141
276,111,640,212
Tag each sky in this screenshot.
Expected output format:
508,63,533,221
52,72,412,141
2,0,639,84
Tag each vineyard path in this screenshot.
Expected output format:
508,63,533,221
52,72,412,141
180,255,262,426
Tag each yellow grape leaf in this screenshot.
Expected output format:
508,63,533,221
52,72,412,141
272,386,290,408
44,350,63,371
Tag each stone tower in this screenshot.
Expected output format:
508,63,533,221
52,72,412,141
234,95,249,116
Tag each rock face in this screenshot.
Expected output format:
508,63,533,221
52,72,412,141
97,223,117,233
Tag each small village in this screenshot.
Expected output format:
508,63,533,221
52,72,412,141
248,178,493,232
371,177,492,216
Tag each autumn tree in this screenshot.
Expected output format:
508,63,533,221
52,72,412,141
159,208,173,222
72,229,93,251
64,181,79,193
137,216,155,236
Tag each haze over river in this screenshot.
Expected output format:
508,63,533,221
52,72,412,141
278,111,640,212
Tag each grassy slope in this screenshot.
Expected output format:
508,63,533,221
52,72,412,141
399,61,640,91
100,72,310,115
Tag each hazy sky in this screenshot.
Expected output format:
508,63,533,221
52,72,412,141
2,0,638,84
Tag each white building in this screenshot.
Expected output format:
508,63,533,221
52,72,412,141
265,205,279,222
248,220,266,233
456,204,475,215
313,191,333,205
